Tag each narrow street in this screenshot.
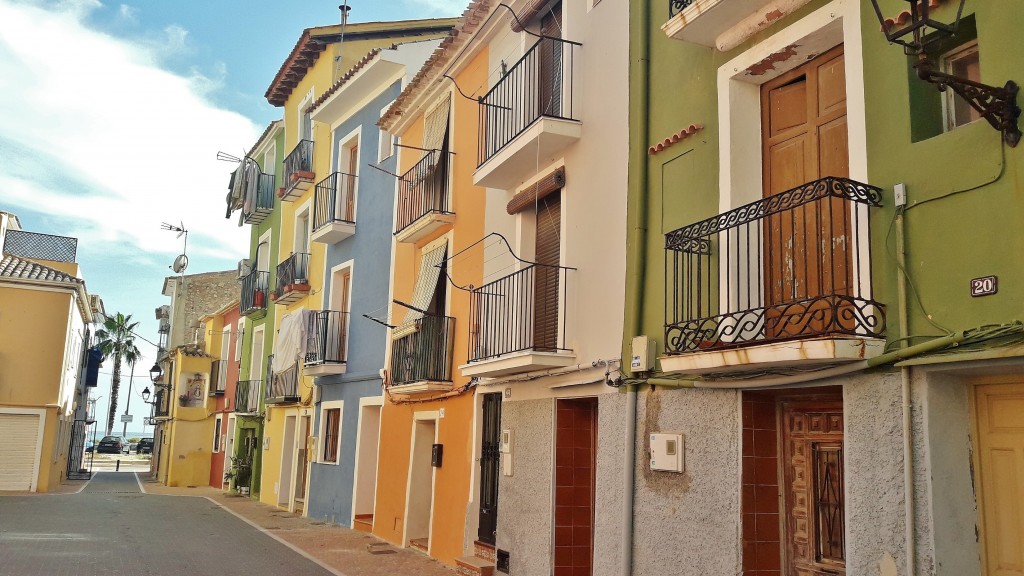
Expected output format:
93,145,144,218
0,473,335,576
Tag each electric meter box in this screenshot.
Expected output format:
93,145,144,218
631,335,657,372
650,433,685,473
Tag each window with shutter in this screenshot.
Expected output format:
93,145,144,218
533,192,561,351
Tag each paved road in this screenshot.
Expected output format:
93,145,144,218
0,473,335,576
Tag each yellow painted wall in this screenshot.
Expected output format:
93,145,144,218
0,284,79,492
373,48,489,566
259,405,286,506
162,352,216,488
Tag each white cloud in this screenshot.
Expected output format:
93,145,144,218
0,0,258,260
117,3,135,22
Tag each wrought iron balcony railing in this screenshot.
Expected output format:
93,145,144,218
313,172,356,231
668,0,695,19
265,354,300,403
395,151,452,235
158,318,170,334
234,380,261,414
243,171,276,225
209,360,227,396
283,139,314,190
390,314,455,386
478,36,580,166
468,264,572,362
240,270,270,316
275,252,310,297
305,311,348,367
664,177,886,355
154,390,170,418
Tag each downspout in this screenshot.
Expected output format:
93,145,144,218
622,0,651,571
895,209,916,576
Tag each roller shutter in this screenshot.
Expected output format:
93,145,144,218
0,413,42,491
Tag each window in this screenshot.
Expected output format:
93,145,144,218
320,405,342,464
338,130,360,223
378,101,396,162
213,416,223,452
263,142,276,175
234,320,244,361
942,40,981,130
295,204,311,254
298,90,314,143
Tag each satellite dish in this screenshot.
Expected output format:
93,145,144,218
171,254,189,274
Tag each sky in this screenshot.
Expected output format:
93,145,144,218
0,0,462,433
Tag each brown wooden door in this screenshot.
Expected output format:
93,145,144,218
344,144,358,220
533,192,561,351
781,396,845,576
761,46,853,337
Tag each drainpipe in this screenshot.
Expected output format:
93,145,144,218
622,0,651,570
895,210,916,576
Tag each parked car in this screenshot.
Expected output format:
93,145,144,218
84,443,96,453
96,435,129,454
136,437,154,454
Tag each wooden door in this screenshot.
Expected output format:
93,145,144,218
973,379,1024,576
478,393,502,545
344,144,358,221
533,192,561,351
539,2,563,117
781,396,845,576
761,46,852,337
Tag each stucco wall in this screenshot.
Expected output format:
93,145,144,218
631,386,741,575
495,398,554,575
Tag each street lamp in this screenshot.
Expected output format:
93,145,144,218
867,0,1020,146
149,362,163,383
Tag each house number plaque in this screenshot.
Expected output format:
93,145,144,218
970,276,998,297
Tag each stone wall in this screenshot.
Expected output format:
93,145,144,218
167,270,236,349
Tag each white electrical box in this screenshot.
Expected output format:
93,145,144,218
650,433,685,473
631,335,657,372
501,429,513,476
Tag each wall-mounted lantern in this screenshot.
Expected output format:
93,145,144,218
868,0,1020,146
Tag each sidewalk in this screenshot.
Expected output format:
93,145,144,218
141,477,454,576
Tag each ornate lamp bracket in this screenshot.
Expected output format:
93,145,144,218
915,60,1022,147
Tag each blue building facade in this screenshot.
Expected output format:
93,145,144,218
304,39,442,526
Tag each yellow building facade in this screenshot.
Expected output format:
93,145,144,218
259,18,459,514
0,224,98,492
154,346,217,488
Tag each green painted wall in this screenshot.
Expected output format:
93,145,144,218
626,0,1022,371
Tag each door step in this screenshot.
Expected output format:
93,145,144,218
409,537,429,553
473,540,496,563
353,514,373,533
455,555,495,576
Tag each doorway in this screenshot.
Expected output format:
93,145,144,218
972,378,1024,576
478,393,502,545
294,414,311,513
760,45,852,338
405,417,437,552
279,415,296,508
352,400,382,531
742,388,845,576
554,397,597,576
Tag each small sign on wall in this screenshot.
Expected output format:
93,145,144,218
971,275,998,297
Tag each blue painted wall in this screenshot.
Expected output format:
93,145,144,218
306,78,399,525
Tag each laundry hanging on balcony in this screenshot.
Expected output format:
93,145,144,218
392,243,447,340
273,308,313,373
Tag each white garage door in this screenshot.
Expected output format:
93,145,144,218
0,413,42,491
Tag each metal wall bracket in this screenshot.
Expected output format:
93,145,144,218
916,61,1022,147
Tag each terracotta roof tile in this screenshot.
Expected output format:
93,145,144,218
379,0,493,131
0,255,81,285
882,0,944,31
648,124,703,155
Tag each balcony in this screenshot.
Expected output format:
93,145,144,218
389,314,455,395
273,253,310,306
304,311,348,377
209,360,227,396
240,270,270,318
661,177,886,375
243,171,276,225
474,36,581,190
311,172,356,244
235,380,261,414
265,354,300,404
661,0,809,49
154,390,170,418
461,264,575,378
394,150,454,243
280,139,315,201
158,317,170,334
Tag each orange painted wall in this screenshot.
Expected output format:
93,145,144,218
372,47,488,566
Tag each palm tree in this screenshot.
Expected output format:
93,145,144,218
96,312,141,435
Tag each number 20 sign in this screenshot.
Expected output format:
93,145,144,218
970,276,998,297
